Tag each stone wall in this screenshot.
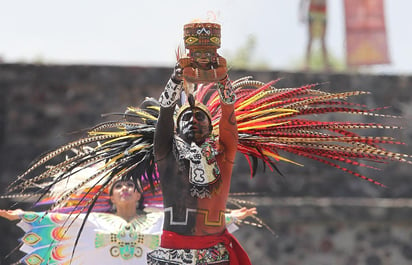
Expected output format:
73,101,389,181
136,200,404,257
0,64,412,264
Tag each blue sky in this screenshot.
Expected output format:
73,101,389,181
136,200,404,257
1,0,411,74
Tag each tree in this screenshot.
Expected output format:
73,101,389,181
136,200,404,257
225,35,270,71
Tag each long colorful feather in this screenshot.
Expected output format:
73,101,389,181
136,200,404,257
195,77,412,186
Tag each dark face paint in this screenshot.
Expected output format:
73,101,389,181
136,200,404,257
178,108,211,144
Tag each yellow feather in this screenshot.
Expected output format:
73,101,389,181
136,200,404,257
237,121,290,131
237,115,292,128
262,150,304,166
236,109,297,121
235,91,272,111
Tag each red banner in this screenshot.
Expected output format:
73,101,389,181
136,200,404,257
344,0,390,66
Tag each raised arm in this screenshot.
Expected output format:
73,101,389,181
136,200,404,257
217,75,238,159
0,209,24,221
154,66,183,161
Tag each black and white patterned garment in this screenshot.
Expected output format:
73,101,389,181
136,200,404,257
147,243,229,265
173,135,220,198
159,79,182,108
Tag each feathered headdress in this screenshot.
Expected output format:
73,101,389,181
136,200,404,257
193,77,412,187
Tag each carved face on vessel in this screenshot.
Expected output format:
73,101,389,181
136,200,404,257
184,22,221,70
189,48,217,69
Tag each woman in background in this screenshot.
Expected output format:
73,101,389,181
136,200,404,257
1,178,256,265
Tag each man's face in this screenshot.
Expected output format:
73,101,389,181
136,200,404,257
178,108,211,144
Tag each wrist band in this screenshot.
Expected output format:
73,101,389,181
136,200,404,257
159,79,183,108
218,75,236,104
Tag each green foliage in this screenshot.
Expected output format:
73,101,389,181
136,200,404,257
294,48,346,72
225,35,270,71
226,35,347,73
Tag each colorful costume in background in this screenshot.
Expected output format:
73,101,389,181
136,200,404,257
308,0,327,39
15,209,239,265
17,211,162,265
4,21,412,265
10,163,166,265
